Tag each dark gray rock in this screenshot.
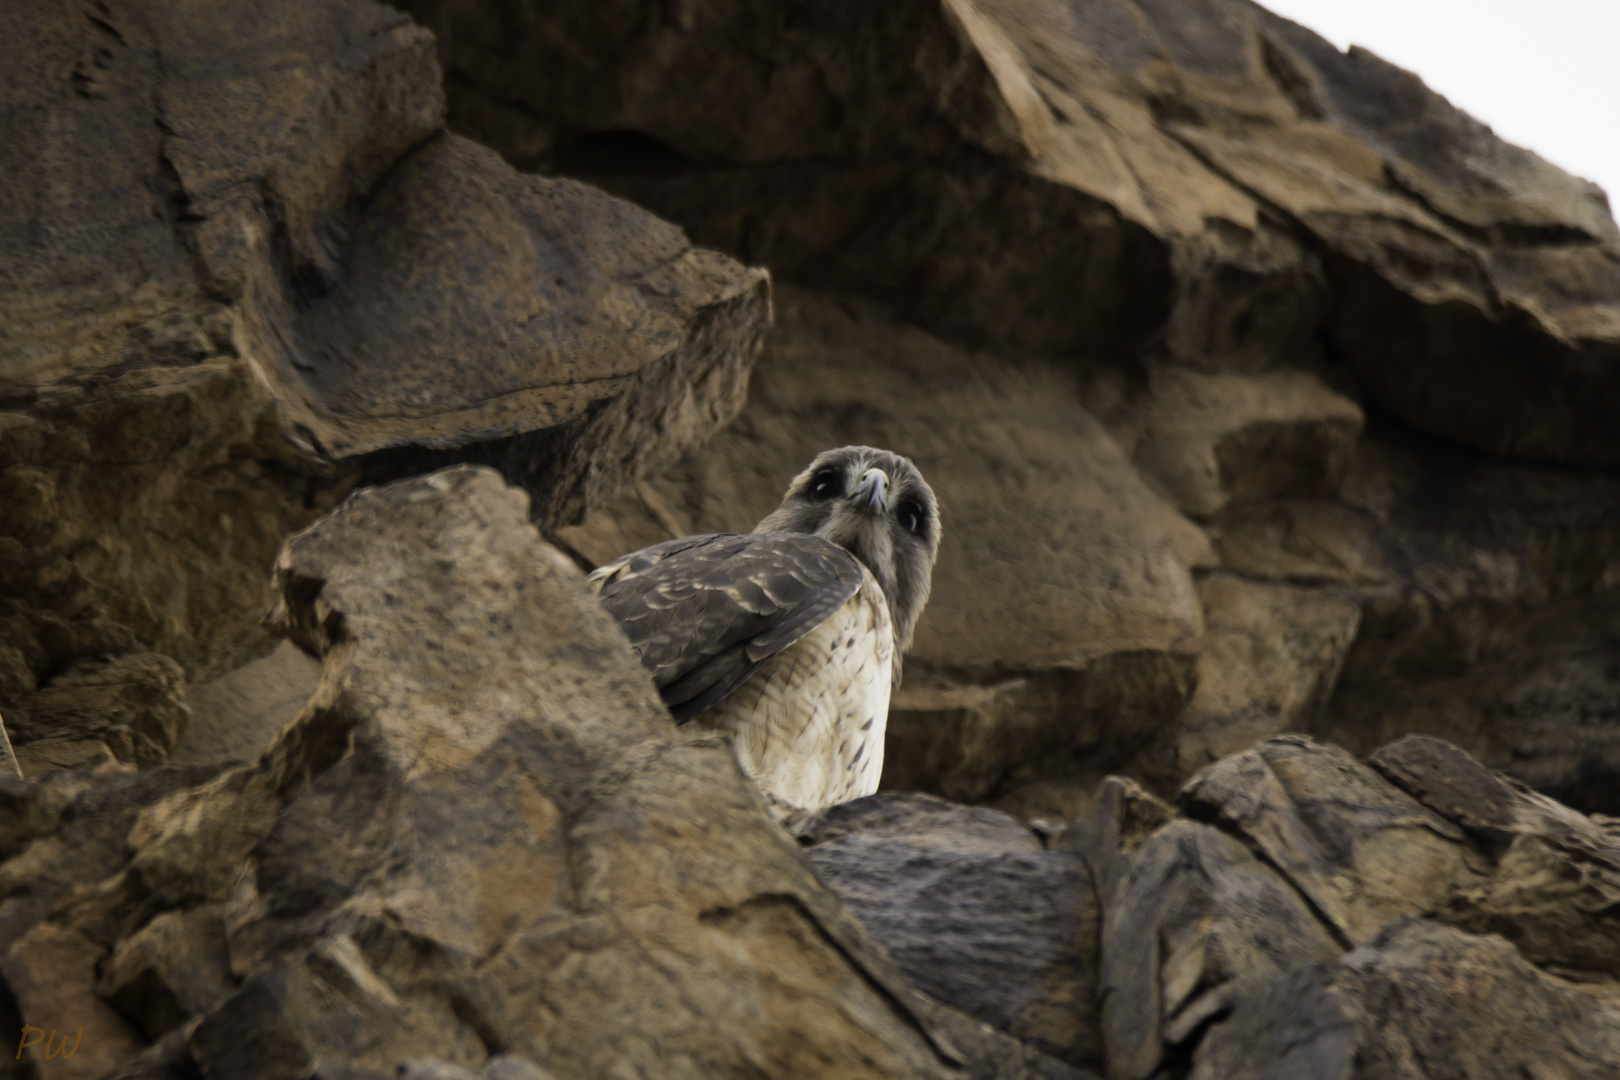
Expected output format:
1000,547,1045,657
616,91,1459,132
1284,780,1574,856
1092,820,1341,1080
1189,919,1620,1080
803,793,1100,1069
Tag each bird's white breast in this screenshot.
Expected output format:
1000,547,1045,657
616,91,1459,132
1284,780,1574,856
694,568,894,813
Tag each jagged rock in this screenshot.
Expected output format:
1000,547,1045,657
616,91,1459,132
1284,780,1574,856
1371,736,1620,1003
1158,575,1361,782
800,793,1099,1068
1179,736,1490,944
558,285,1208,803
5,924,145,1080
0,763,226,1079
97,904,236,1042
413,0,1620,467
1188,919,1620,1080
10,654,190,771
14,466,1085,1080
1064,775,1337,1080
1052,743,1620,1079
1087,820,1340,1080
0,0,768,769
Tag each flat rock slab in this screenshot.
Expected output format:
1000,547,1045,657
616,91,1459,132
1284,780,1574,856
175,642,322,768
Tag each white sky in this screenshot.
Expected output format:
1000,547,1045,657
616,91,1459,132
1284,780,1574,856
1260,0,1620,207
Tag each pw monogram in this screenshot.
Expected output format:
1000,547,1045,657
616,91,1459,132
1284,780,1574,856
17,1026,81,1060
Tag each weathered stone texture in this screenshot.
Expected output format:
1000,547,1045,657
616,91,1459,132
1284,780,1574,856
2,467,1086,1080
801,793,1099,1068
1,0,769,773
412,0,1620,466
559,285,1208,803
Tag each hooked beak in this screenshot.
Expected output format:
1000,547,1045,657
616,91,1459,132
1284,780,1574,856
852,467,889,513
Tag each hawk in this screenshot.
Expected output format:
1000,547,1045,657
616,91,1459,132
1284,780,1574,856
587,446,941,813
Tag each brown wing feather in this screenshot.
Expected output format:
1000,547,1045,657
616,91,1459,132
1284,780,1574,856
587,533,865,722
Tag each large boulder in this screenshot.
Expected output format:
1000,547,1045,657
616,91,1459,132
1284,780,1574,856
0,0,768,769
3,466,1084,1080
410,0,1620,466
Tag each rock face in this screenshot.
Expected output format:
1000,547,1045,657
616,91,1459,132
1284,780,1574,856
558,285,1210,809
426,0,1620,815
411,0,1620,467
2,467,1083,1080
8,0,1620,1076
3,471,1620,1079
0,0,769,771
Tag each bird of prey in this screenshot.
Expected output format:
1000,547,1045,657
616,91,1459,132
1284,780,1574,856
587,446,940,813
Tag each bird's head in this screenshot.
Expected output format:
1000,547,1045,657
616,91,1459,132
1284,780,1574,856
753,446,940,651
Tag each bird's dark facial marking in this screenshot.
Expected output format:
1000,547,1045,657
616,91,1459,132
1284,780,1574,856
754,444,941,654
895,498,927,536
805,466,844,501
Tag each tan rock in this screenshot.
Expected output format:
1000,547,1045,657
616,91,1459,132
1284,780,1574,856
1179,736,1489,944
54,466,1084,1080
3,923,145,1080
0,0,769,754
1314,428,1620,814
1210,500,1394,587
560,285,1208,801
13,739,117,777
1162,575,1362,781
173,642,322,768
1370,736,1620,997
97,905,236,1041
1124,368,1364,520
1091,821,1341,1080
10,654,189,771
1058,778,1335,1080
416,0,1620,465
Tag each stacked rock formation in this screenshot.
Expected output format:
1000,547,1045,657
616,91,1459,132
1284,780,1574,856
4,0,1620,1077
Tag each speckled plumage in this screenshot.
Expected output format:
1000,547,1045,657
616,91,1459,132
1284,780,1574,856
699,565,894,809
587,447,939,812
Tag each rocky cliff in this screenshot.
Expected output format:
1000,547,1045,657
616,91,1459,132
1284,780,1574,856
3,0,1620,1078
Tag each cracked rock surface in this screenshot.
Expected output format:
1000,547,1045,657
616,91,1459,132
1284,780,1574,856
8,0,1620,1076
0,0,768,773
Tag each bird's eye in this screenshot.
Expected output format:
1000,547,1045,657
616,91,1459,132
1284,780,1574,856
807,467,843,500
896,500,925,535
